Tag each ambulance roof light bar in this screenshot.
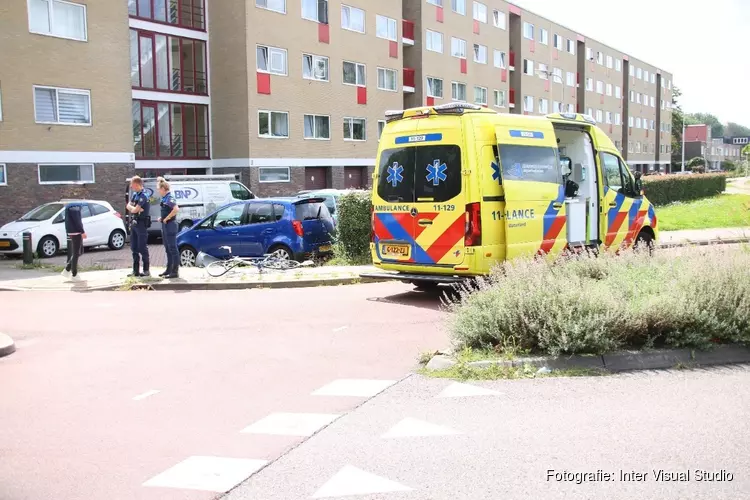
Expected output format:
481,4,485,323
433,102,482,112
553,112,597,125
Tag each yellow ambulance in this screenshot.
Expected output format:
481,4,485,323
363,102,658,287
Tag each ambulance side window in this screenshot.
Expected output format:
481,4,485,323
601,152,635,196
498,145,561,184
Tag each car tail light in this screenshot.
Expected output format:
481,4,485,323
114,211,122,219
292,220,304,237
464,202,481,247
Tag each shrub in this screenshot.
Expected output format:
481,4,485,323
642,173,726,205
446,247,750,356
722,160,737,172
333,191,372,265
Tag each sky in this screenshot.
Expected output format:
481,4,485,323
511,0,750,126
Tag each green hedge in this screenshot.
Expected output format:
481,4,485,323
333,191,372,265
642,173,726,206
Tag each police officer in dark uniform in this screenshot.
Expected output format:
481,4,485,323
156,177,180,279
125,175,151,277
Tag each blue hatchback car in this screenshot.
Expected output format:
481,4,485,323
176,197,334,266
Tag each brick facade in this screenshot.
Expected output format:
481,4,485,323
0,163,135,225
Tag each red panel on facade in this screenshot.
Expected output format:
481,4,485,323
403,68,415,87
529,40,535,53
501,69,507,82
553,48,558,60
544,80,550,92
460,58,467,74
571,87,576,97
426,96,435,106
257,72,271,94
318,23,330,43
402,19,415,40
609,124,613,133
509,88,516,105
389,41,398,58
600,95,604,104
509,4,522,15
577,34,585,42
436,6,444,22
473,20,480,34
357,86,367,105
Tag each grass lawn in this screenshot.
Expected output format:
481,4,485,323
657,194,750,231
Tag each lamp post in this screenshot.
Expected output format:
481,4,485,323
680,120,686,173
536,69,564,112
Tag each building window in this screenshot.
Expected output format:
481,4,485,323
628,141,633,154
636,67,642,79
378,120,385,140
628,116,634,127
553,67,562,82
426,29,443,52
636,93,641,104
34,86,91,125
630,90,635,102
493,50,506,68
257,45,288,76
493,9,505,29
258,110,289,138
0,164,6,186
30,0,87,41
595,109,603,123
606,55,613,69
0,87,3,121
553,101,561,113
643,70,649,82
523,22,533,40
566,103,574,114
301,0,328,22
523,59,534,76
474,86,487,105
494,89,506,108
553,33,563,50
472,1,487,23
377,67,397,91
606,83,612,96
376,14,397,41
596,51,603,65
615,59,622,72
341,5,365,33
615,113,621,125
426,0,442,5
343,117,366,141
539,28,548,45
538,98,548,114
538,63,548,79
452,0,466,15
630,65,635,77
651,73,656,84
585,78,593,91
615,86,621,99
256,0,286,14
128,0,206,30
343,61,366,86
473,44,487,64
259,167,290,183
566,39,575,55
303,54,329,81
426,77,443,98
650,96,655,107
132,101,209,159
636,117,642,129
130,30,208,94
636,142,641,153
523,95,534,113
566,72,575,86
605,111,612,124
38,164,94,184
451,37,467,58
451,81,466,101
303,114,330,140
586,47,593,61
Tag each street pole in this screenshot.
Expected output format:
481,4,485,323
681,121,686,172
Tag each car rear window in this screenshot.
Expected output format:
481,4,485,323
498,145,561,184
295,202,332,221
377,145,462,203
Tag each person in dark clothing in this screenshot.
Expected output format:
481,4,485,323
156,177,180,279
126,176,151,277
61,203,87,281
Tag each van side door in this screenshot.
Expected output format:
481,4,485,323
599,152,644,249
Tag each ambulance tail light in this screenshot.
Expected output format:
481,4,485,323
464,203,482,247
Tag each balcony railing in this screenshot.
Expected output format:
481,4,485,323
509,88,516,108
509,50,516,69
403,68,415,90
402,20,415,44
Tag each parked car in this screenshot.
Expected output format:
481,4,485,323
176,197,334,267
0,200,127,258
294,188,369,224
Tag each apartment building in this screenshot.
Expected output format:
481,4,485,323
685,126,744,170
0,0,674,222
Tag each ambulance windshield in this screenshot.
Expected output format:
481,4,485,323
377,145,462,202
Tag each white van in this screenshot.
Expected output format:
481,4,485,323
125,174,255,236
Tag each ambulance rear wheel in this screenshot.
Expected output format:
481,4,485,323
411,280,440,291
634,231,655,256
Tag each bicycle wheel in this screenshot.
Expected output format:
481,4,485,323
206,260,234,277
264,258,302,271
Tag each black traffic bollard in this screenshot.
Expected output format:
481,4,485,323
22,232,33,265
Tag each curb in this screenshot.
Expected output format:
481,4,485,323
0,333,16,358
658,238,749,249
426,345,750,374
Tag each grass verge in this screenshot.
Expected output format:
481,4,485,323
656,194,750,231
419,363,607,380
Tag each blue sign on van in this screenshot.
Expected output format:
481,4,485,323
509,130,544,139
395,133,443,144
174,187,199,200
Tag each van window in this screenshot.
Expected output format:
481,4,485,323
230,182,253,200
498,145,561,184
377,145,462,202
295,202,333,221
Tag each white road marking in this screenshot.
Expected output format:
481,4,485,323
241,412,340,437
311,379,396,398
132,390,160,401
312,465,412,498
143,456,268,492
437,382,502,398
382,417,462,439
332,325,348,332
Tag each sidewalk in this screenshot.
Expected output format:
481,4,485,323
659,227,749,246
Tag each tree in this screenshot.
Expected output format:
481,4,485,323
671,86,685,161
687,112,724,138
725,122,750,138
721,160,737,172
687,156,706,173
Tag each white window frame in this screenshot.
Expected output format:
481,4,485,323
0,87,3,121
0,164,6,186
493,89,506,108
651,73,656,84
473,43,487,64
257,45,288,76
425,29,443,53
643,70,649,82
523,22,533,40
636,67,643,79
28,0,88,42
538,98,549,114
341,4,365,33
342,60,366,87
33,85,92,126
615,86,622,99
492,9,505,29
493,50,506,69
378,120,386,140
566,71,575,87
343,117,367,141
452,0,466,15
427,0,442,5
615,113,621,125
615,59,622,72
259,167,291,183
376,14,397,41
301,0,327,22
595,109,603,123
538,63,549,80
37,164,95,185
523,95,534,113
426,76,444,98
257,110,289,139
523,59,534,76
596,51,603,65
566,39,575,55
539,28,548,45
377,67,398,92
586,47,593,61
605,111,612,124
451,37,467,58
585,78,593,92
255,0,286,14
451,81,467,101
303,114,331,140
474,85,488,106
472,1,487,23
629,116,634,127
553,101,561,113
606,55,613,69
553,33,563,50
606,83,612,96
650,96,655,107
303,53,330,82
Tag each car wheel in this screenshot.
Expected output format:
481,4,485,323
179,220,193,233
269,245,293,261
179,246,197,267
108,229,126,250
634,231,655,256
37,236,59,258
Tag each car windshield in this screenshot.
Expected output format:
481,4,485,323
17,203,64,221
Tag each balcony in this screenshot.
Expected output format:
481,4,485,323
508,50,516,71
402,20,415,46
403,68,415,93
508,88,516,108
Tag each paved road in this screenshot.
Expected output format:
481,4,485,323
0,283,446,500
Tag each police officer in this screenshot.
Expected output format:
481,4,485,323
156,177,180,279
126,175,151,277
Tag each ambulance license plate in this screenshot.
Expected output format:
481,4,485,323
381,243,410,258
0,241,10,248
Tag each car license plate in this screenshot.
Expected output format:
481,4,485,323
381,243,410,259
319,245,332,252
0,241,10,248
